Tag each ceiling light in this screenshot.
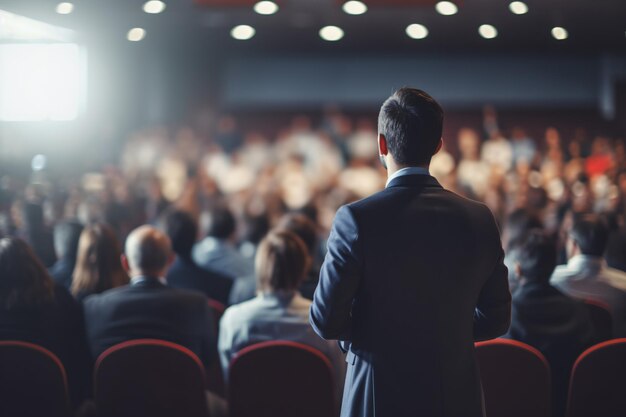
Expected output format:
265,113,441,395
551,26,568,40
342,1,368,15
55,2,74,14
143,0,166,14
319,25,344,41
253,1,279,15
127,28,146,42
406,24,428,39
478,24,498,39
231,25,256,40
509,1,528,15
435,1,458,16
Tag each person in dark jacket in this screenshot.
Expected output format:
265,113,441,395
0,237,92,408
505,229,596,417
48,221,83,289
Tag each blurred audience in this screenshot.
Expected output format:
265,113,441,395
162,209,233,306
71,224,128,301
0,237,91,407
49,220,83,289
504,230,596,417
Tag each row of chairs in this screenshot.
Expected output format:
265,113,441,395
1,337,625,417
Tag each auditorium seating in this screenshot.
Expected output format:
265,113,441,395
228,340,335,417
206,298,227,396
0,340,71,417
583,299,613,342
94,339,210,417
566,338,626,417
475,338,551,417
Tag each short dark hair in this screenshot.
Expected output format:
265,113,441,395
162,210,197,257
377,87,444,166
516,230,557,283
53,221,83,260
570,215,609,257
206,205,236,239
276,213,318,254
504,208,543,250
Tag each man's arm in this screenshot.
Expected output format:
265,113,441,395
473,245,512,341
310,205,363,340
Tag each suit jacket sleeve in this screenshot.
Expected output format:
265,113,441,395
473,210,511,341
310,205,363,340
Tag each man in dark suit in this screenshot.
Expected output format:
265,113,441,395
162,210,233,306
504,229,596,417
83,225,216,368
310,88,511,417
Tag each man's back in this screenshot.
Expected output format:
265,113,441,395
311,174,510,417
83,278,215,366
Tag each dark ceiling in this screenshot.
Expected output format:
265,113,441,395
1,0,625,54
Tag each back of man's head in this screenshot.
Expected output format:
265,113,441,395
516,229,557,284
124,225,172,277
570,215,609,257
53,221,84,260
161,210,197,258
377,87,444,166
205,205,236,240
503,208,543,250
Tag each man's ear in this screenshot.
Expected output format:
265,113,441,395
120,254,130,273
378,134,388,156
434,138,443,155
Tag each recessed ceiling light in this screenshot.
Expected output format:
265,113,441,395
406,24,429,39
55,2,74,14
478,24,498,39
143,0,166,14
253,1,279,15
231,25,256,40
551,26,568,40
319,25,344,41
343,1,368,15
509,1,528,15
127,28,146,42
435,1,458,16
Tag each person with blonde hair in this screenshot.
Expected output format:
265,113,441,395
71,223,128,301
219,230,345,393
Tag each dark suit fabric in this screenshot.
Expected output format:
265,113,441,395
166,257,233,306
48,257,75,290
83,277,216,368
310,174,511,417
504,282,596,417
0,284,92,406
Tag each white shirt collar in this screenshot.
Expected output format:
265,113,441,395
385,166,430,187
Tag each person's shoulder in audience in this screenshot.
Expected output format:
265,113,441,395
166,257,233,306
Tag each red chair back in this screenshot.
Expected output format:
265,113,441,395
228,341,335,417
583,299,613,342
94,339,209,417
567,338,626,417
475,338,551,417
0,341,71,417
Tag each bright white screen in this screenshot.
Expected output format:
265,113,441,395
0,43,84,121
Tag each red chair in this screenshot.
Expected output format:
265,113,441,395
228,340,335,417
566,338,626,417
583,299,613,342
0,341,71,417
94,339,209,417
475,338,551,417
206,298,226,396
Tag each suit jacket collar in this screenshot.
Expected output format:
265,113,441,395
130,276,166,288
386,174,442,190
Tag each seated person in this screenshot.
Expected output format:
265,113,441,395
71,224,128,301
48,220,83,289
83,225,216,369
0,237,91,408
219,230,345,398
162,210,233,306
505,230,596,417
